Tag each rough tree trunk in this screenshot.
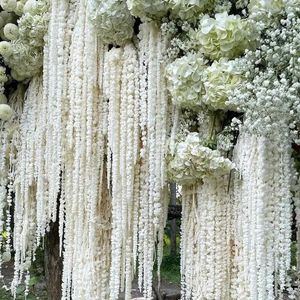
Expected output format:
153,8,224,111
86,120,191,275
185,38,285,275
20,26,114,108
170,183,177,257
45,220,63,300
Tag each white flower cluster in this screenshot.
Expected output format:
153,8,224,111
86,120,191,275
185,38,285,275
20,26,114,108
0,103,13,120
190,12,258,60
167,54,243,111
166,52,206,109
216,117,241,152
18,0,48,48
202,59,243,110
169,0,214,23
126,0,170,20
88,0,134,45
249,0,285,18
228,11,300,140
168,132,234,184
0,0,49,80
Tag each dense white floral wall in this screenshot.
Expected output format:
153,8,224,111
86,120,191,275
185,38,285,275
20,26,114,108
0,0,299,299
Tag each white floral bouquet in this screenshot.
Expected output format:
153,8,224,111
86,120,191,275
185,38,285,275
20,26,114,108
191,12,258,60
89,0,134,45
168,132,235,184
166,52,206,109
202,59,243,110
126,0,170,20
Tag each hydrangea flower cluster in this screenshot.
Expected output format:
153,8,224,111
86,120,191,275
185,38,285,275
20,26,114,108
190,12,258,60
0,103,13,120
88,0,134,45
202,59,243,110
169,0,214,23
167,54,243,111
166,52,206,109
0,0,49,80
126,0,170,20
168,132,235,185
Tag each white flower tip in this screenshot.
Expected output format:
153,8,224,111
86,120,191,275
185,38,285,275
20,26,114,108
0,103,13,121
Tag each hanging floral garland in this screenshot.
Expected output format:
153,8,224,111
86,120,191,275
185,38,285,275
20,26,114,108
0,0,298,300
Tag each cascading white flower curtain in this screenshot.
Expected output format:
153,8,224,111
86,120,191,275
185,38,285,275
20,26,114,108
0,0,299,299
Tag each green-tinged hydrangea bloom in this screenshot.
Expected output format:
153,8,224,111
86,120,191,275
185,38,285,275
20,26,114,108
0,40,13,56
0,104,13,121
166,52,206,109
169,0,215,23
191,12,258,60
89,0,134,45
1,40,43,79
202,59,242,111
127,0,170,20
18,3,49,48
14,2,24,16
3,23,19,40
23,0,48,15
0,0,49,80
0,0,17,12
167,132,234,184
249,0,284,17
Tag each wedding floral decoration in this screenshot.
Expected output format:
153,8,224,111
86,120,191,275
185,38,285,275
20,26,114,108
168,132,234,185
169,0,214,23
0,0,49,80
228,6,300,139
88,0,134,45
0,0,298,300
166,52,206,109
0,103,13,120
202,59,242,110
126,0,170,20
190,12,258,60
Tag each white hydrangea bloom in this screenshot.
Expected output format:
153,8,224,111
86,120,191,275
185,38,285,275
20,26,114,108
18,2,49,48
89,0,134,45
191,12,258,60
169,0,214,22
14,2,25,16
0,0,49,80
3,23,19,40
202,59,243,110
0,0,17,12
166,52,206,109
127,0,170,20
0,41,13,57
249,0,285,17
168,132,235,184
0,104,13,121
